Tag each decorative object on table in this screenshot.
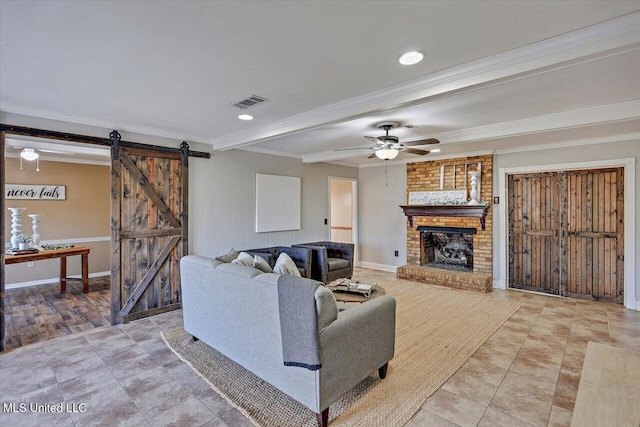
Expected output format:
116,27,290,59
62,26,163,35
6,247,39,255
8,207,26,249
16,233,32,250
468,170,481,205
28,214,44,247
327,278,378,297
40,243,75,250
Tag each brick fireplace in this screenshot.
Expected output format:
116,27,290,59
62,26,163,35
397,155,493,292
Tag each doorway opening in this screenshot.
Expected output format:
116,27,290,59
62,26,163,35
329,177,357,260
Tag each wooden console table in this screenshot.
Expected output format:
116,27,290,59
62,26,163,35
5,246,91,293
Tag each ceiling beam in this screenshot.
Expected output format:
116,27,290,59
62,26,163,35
215,12,640,151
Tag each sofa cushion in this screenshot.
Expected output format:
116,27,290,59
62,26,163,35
231,251,254,267
217,262,264,279
327,257,350,271
274,252,301,277
252,274,337,331
297,267,306,277
253,255,273,273
215,248,239,263
315,286,338,331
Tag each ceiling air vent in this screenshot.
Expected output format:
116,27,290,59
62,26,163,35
232,95,269,110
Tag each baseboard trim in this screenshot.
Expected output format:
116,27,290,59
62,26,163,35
493,278,506,290
6,271,110,290
356,261,398,273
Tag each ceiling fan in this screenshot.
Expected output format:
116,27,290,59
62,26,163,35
335,121,439,160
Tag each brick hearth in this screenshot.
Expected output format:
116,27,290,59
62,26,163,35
397,264,492,292
399,154,494,292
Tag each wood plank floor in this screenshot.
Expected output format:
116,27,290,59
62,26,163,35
3,277,110,351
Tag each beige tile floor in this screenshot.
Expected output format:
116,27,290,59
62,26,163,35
1,268,639,426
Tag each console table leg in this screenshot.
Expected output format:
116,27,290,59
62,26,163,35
82,253,89,293
60,256,67,293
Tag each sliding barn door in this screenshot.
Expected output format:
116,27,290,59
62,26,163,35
565,169,624,302
508,168,624,303
508,172,561,294
110,139,188,324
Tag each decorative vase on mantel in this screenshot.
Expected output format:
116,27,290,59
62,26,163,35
28,214,44,247
468,171,481,206
8,207,26,249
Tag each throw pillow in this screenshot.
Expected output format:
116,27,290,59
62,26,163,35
215,248,239,263
231,251,254,267
273,252,301,277
253,255,273,273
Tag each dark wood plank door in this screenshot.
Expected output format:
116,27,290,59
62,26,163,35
111,141,188,324
508,168,624,302
565,169,624,302
508,172,561,294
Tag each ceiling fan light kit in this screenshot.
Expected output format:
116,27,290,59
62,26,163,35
20,148,39,161
19,148,40,171
375,148,399,160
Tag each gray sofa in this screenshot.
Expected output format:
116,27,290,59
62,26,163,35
293,241,354,283
242,246,313,278
180,255,396,426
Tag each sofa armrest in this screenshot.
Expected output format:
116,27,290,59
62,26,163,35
318,295,396,409
293,244,329,283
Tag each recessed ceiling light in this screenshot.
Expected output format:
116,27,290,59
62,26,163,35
238,114,254,121
399,51,424,65
431,149,441,153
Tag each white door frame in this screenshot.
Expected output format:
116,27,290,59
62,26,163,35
497,158,636,310
328,176,358,262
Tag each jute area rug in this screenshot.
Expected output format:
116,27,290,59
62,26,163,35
162,278,520,427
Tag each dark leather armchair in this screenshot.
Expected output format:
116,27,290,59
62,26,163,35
242,246,312,278
292,241,354,283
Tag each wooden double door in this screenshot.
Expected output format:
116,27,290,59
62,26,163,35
508,168,624,303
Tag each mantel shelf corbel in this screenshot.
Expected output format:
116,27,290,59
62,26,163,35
399,204,491,230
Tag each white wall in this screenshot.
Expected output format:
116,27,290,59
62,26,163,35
357,164,406,271
1,112,358,261
190,150,357,257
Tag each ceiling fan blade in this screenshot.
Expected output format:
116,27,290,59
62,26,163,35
402,138,440,147
403,148,431,156
334,147,373,152
40,149,73,154
368,152,378,159
402,138,440,146
364,136,382,144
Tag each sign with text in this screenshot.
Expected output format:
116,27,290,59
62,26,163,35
409,190,466,205
6,184,66,200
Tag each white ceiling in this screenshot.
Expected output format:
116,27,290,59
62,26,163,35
1,1,639,166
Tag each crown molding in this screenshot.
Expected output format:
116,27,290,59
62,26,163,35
356,133,640,169
0,104,212,146
303,100,640,164
430,99,640,144
214,12,640,150
237,145,302,159
493,132,640,155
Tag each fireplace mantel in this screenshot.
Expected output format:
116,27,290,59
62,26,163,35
400,204,490,230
